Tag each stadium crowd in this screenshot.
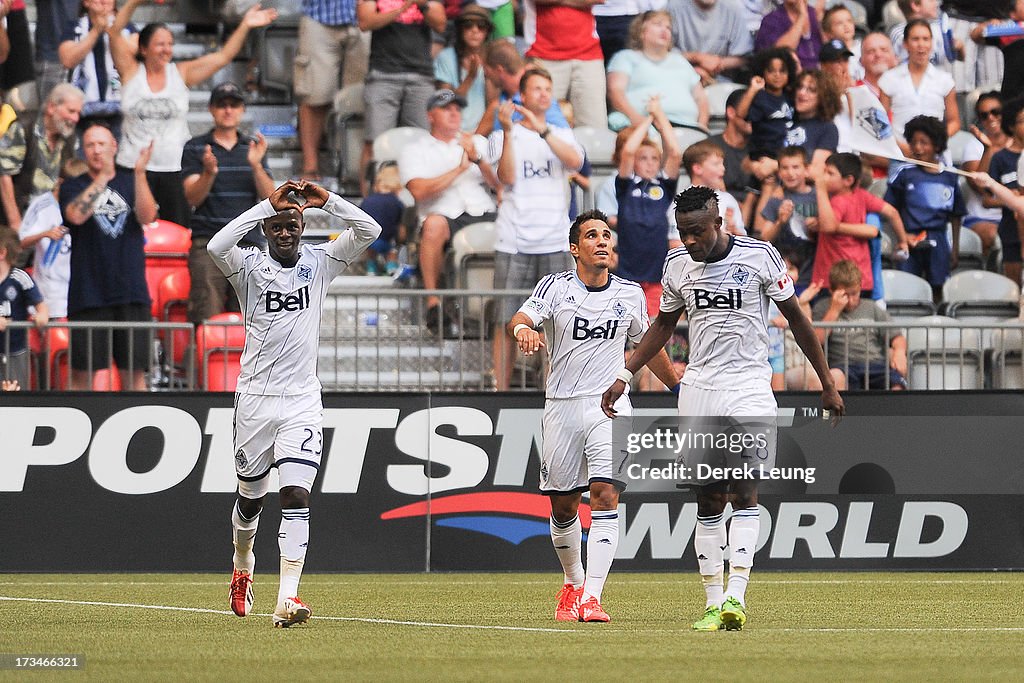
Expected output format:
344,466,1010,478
1,0,1024,391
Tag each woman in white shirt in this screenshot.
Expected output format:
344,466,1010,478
878,17,960,157
108,0,277,228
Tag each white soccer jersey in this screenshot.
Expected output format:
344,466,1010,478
518,270,649,399
660,236,794,391
207,195,381,396
487,125,583,255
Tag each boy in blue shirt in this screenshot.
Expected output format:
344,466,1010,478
0,230,49,388
614,95,682,318
884,115,965,299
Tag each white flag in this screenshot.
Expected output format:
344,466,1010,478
844,85,905,162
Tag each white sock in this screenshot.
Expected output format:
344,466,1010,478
277,507,309,604
550,515,585,587
726,507,760,605
695,513,726,608
231,500,260,574
702,571,725,609
582,510,618,603
726,567,750,605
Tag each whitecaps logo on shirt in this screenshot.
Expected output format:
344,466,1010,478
93,188,129,238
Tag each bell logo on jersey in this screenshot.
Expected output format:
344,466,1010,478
694,288,742,310
265,285,310,313
572,317,620,340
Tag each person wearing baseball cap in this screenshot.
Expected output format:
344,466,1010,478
182,81,275,325
819,38,854,64
398,88,499,338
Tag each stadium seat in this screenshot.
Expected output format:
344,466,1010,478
905,315,984,389
41,325,124,391
143,220,191,319
328,83,365,190
705,82,744,127
950,224,985,271
372,127,431,165
572,126,617,167
449,221,496,334
156,269,193,371
197,312,245,391
947,130,975,167
674,126,709,154
990,328,1024,389
942,270,1020,320
42,325,69,390
881,269,935,317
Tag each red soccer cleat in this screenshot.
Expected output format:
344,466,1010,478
229,569,254,617
555,583,583,621
577,596,611,623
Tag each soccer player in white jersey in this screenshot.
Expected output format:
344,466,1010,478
208,180,381,627
602,186,844,631
508,210,679,623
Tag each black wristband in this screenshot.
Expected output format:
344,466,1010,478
539,127,551,139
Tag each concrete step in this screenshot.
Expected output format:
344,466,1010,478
317,369,490,392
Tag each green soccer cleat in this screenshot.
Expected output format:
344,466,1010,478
720,597,747,631
691,605,722,631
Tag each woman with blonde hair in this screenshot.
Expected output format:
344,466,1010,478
606,10,708,132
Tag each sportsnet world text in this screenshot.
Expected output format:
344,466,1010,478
626,462,817,484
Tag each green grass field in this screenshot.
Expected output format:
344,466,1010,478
2,572,1023,681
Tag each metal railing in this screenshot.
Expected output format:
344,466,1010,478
3,293,1023,392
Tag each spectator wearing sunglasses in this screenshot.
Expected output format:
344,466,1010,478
960,91,1006,265
434,4,495,132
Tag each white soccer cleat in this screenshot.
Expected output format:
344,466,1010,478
272,596,312,628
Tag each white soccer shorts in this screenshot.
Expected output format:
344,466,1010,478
676,384,778,484
540,394,631,494
233,392,323,499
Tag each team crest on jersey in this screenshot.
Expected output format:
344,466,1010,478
730,265,751,286
297,263,313,282
648,186,664,201
235,448,248,469
4,286,14,301
612,300,627,319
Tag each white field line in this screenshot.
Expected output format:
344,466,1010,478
0,578,1020,587
2,595,1024,634
0,596,573,634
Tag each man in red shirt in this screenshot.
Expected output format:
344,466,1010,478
522,0,607,129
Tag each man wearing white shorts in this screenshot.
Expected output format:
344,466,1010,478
208,180,380,627
602,186,844,631
508,209,678,623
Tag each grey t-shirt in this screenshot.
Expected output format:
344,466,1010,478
668,0,753,57
812,298,893,366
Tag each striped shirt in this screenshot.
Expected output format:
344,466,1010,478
181,131,271,244
660,236,794,391
302,0,357,27
518,270,648,399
